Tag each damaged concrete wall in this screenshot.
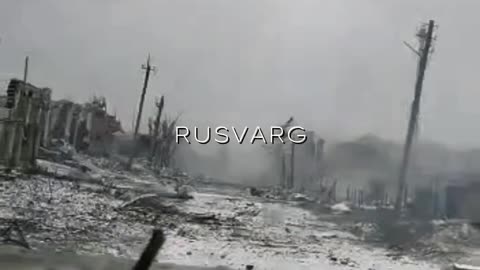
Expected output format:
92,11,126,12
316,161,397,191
0,79,123,167
0,120,18,166
0,97,6,108
85,98,123,155
47,97,123,156
48,100,78,143
0,79,51,168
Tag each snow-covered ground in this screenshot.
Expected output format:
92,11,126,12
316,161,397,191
0,160,448,269
158,192,439,270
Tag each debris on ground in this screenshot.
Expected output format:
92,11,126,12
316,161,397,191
0,151,448,269
327,249,359,267
118,194,159,209
453,263,480,270
176,184,196,199
247,187,264,197
288,193,313,202
330,202,352,214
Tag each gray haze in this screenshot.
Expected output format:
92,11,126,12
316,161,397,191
1,0,480,150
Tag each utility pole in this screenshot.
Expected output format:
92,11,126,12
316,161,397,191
131,108,136,132
11,56,30,167
279,116,294,188
23,56,31,126
395,20,436,212
8,57,28,119
289,142,295,189
127,55,155,169
23,56,29,82
281,152,286,187
150,95,164,162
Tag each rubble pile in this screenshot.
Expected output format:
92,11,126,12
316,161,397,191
0,157,263,267
417,221,480,259
340,214,480,265
0,154,447,269
0,174,125,252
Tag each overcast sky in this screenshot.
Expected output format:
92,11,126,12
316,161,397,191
1,0,479,149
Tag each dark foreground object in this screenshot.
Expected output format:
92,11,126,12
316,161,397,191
0,231,233,270
134,229,166,270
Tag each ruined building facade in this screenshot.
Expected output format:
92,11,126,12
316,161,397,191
0,79,123,168
0,79,51,167
47,96,123,155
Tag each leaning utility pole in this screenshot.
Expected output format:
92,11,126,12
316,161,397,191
150,95,164,162
395,20,436,212
127,55,155,169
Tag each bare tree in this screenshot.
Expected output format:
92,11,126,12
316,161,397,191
147,117,154,137
150,96,164,162
153,114,180,168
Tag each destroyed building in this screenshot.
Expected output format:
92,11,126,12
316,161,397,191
0,79,51,167
46,96,123,156
0,79,123,168
48,100,82,145
48,97,121,158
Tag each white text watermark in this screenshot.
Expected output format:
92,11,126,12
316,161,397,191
175,126,307,144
